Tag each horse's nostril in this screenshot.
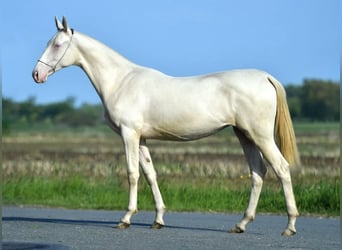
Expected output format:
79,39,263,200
32,71,39,82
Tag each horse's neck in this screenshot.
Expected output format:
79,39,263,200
74,32,136,98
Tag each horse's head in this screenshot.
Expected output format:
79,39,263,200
32,16,75,83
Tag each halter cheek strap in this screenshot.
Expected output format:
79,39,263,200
38,28,74,72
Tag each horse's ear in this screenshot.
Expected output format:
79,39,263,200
62,16,69,31
55,16,64,31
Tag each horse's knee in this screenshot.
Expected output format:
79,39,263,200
128,171,140,185
146,173,157,186
141,166,157,184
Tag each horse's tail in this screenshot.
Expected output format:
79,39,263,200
268,76,300,167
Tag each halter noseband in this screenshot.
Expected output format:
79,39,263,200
38,28,74,72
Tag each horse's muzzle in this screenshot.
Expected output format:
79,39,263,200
32,70,47,84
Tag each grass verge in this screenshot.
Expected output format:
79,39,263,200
3,176,339,217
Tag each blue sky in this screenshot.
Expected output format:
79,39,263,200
2,0,339,105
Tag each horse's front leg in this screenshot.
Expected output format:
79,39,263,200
139,140,166,229
117,126,140,229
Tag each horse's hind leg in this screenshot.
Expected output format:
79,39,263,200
139,139,166,229
229,127,267,234
256,139,299,236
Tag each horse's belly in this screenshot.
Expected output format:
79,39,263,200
141,120,230,141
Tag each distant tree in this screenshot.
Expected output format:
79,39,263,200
59,103,104,127
285,85,302,119
39,97,75,123
19,96,39,122
2,98,17,121
300,79,339,121
2,98,16,133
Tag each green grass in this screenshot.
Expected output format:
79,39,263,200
3,122,114,138
3,176,123,209
294,121,339,133
3,176,339,216
7,121,338,137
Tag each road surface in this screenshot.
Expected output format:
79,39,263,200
2,206,340,250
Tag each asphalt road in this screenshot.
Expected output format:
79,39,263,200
2,206,340,250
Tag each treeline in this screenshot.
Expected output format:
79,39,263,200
2,79,340,132
286,79,339,121
2,97,104,132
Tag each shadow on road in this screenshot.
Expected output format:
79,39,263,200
2,241,70,250
3,216,116,228
3,216,227,233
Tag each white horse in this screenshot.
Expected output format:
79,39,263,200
33,16,300,236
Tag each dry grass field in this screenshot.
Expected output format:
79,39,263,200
3,123,339,179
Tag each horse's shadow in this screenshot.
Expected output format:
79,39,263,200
2,216,227,233
2,241,70,250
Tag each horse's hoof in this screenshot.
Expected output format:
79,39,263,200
228,225,245,234
151,222,164,229
281,229,296,236
116,222,130,229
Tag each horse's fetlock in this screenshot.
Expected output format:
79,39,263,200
243,213,255,222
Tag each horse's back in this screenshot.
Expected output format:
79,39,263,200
137,68,277,140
